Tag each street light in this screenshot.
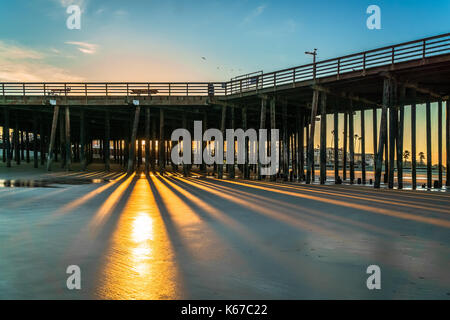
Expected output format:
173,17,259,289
305,48,318,79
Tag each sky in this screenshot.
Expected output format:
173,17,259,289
0,0,449,82
0,0,448,164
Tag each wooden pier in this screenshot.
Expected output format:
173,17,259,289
1,33,450,189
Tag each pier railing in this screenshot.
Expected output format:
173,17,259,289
0,82,227,97
226,33,450,94
1,33,449,98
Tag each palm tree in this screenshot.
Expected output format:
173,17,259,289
418,152,425,166
403,150,410,166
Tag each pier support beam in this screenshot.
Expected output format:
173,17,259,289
145,107,151,174
343,111,347,181
258,99,267,180
20,131,24,161
229,105,236,179
426,101,432,188
4,107,11,167
33,112,38,168
65,106,71,171
388,101,397,189
128,105,140,173
306,90,319,184
334,107,339,183
446,99,450,187
375,78,391,188
46,105,60,171
218,104,227,179
105,110,111,171
80,109,86,171
397,87,405,189
151,117,156,171
372,107,377,173
159,108,165,174
25,131,30,163
137,138,142,168
242,106,249,179
411,89,417,189
361,109,366,184
349,102,355,184
59,112,66,168
319,93,327,184
298,111,305,181
14,115,20,165
273,99,279,181
182,111,189,177
201,112,208,174
438,100,443,187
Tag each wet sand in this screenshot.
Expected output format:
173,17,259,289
0,164,449,299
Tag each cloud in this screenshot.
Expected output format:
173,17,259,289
65,41,98,54
114,9,128,16
243,4,266,24
58,0,86,8
0,41,83,82
0,41,44,60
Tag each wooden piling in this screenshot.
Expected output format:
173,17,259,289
218,104,227,179
343,111,348,181
384,105,389,184
229,105,236,179
375,78,390,188
319,93,327,184
334,107,339,183
182,111,188,177
39,115,45,166
438,100,443,187
20,131,24,161
372,107,377,172
59,112,65,168
349,102,355,184
411,89,417,189
306,90,319,184
33,112,38,168
80,109,86,171
145,107,151,174
1,122,5,164
105,110,111,171
388,102,396,189
46,105,60,171
446,99,450,187
127,105,140,173
242,106,249,179
258,99,267,180
397,87,405,189
137,138,142,167
298,111,305,181
201,112,208,174
361,109,366,184
25,131,30,163
4,107,11,167
14,115,20,165
159,108,165,173
273,99,280,181
65,106,71,171
426,101,432,188
151,117,156,171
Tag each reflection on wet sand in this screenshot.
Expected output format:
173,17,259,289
1,169,449,299
96,174,182,299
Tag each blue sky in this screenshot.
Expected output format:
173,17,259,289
0,0,449,81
